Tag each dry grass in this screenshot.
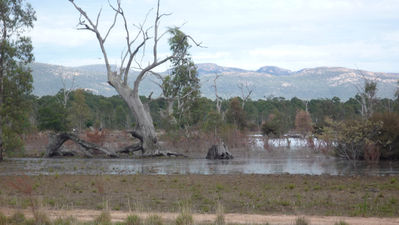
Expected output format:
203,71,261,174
0,174,398,217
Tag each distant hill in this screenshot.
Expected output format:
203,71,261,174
31,63,399,100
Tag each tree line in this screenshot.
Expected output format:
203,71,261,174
1,0,399,161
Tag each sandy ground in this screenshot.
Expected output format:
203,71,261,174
1,208,399,225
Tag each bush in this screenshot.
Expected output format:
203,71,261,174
371,113,399,160
317,118,382,160
125,215,142,225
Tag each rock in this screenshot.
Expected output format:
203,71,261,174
206,142,234,160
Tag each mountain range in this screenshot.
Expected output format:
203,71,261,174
31,63,399,100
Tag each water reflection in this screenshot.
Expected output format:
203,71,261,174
1,150,399,176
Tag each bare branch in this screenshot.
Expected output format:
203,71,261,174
95,8,102,28
103,1,120,43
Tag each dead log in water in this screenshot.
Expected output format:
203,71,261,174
45,132,118,158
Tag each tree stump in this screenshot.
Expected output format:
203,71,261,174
206,142,234,160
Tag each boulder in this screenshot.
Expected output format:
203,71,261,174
206,142,234,160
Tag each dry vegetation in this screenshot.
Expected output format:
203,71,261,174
1,174,398,218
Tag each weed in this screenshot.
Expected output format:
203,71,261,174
313,185,321,191
215,184,225,192
295,217,310,225
144,215,163,225
33,211,51,225
53,216,77,225
8,211,26,225
215,201,225,225
125,215,142,225
334,221,350,225
94,211,112,225
0,212,6,225
176,201,193,225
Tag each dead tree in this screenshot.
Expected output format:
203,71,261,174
354,70,378,119
238,82,253,109
212,74,223,115
69,0,198,155
59,73,76,108
45,132,118,158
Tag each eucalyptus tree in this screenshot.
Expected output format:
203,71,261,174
0,0,36,160
156,28,200,129
68,0,199,155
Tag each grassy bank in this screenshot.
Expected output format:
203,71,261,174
0,174,398,217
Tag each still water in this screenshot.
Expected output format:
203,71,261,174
1,149,398,176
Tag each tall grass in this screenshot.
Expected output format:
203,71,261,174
215,201,225,225
295,217,310,225
144,215,163,225
94,211,112,225
175,201,193,225
125,215,142,225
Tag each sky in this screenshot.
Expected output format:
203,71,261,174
29,0,399,73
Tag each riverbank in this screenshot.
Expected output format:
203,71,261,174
1,174,398,217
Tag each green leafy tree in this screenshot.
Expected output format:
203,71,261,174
0,0,36,160
68,89,91,131
37,96,68,132
162,28,200,129
226,97,247,130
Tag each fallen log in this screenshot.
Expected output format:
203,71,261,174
45,132,118,158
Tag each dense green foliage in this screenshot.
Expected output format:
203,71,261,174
0,0,36,159
32,89,399,132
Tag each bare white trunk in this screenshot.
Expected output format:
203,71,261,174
114,82,159,154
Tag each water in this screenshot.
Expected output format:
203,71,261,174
1,149,399,176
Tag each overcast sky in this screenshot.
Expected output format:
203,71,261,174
29,0,399,72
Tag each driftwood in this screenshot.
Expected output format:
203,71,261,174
45,132,118,158
206,142,234,160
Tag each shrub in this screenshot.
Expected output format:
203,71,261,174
371,113,399,160
126,215,142,225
